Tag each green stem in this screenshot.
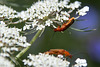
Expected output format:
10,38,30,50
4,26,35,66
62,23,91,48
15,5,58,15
16,30,42,58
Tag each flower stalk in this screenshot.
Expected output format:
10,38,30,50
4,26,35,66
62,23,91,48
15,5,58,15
16,30,42,58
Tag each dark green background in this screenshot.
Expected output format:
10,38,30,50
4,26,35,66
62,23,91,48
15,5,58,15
0,0,100,67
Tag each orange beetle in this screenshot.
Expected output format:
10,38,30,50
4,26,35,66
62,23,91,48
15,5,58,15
44,49,72,58
54,17,75,32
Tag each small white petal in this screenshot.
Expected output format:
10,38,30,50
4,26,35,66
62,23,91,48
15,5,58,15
76,6,89,16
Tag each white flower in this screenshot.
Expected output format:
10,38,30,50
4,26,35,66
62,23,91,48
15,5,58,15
66,1,81,10
0,21,31,57
36,25,45,30
32,20,38,28
73,58,87,67
10,47,18,51
0,53,9,57
61,15,69,20
61,11,70,17
0,0,89,33
23,24,31,30
45,19,53,26
57,55,64,59
76,6,89,16
18,0,88,32
23,53,70,67
0,5,17,19
0,56,15,67
2,47,10,52
17,11,29,21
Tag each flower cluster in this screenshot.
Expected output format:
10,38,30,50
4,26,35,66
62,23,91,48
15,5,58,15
0,56,15,67
23,53,87,67
0,5,17,19
73,58,87,67
0,0,89,31
0,21,31,57
23,53,70,67
21,0,89,31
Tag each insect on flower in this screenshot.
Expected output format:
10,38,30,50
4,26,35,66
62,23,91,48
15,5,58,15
44,49,72,58
54,17,75,32
53,17,96,32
